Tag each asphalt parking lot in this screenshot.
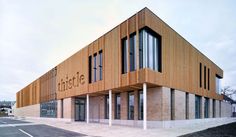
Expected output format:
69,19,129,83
0,118,86,137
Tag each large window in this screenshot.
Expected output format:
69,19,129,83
204,98,209,118
122,37,128,74
215,75,222,94
129,33,136,72
99,50,103,80
93,53,97,82
40,100,57,118
128,92,134,120
139,27,162,72
115,93,121,119
195,95,201,119
138,90,143,120
105,95,109,119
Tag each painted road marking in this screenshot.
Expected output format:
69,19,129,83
19,129,34,137
0,121,7,124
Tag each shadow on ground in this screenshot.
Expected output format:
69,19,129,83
179,122,236,137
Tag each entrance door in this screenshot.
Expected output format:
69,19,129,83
75,98,85,121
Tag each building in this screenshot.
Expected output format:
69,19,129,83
15,8,232,129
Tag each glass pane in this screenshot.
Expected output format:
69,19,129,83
148,34,153,69
130,34,136,71
128,92,134,120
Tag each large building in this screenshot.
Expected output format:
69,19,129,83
15,8,232,129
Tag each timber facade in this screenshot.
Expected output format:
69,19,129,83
15,8,230,129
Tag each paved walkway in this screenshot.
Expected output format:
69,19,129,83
17,117,236,137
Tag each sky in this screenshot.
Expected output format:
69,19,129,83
0,0,236,101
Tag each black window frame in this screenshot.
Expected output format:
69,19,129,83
129,32,136,72
99,50,103,81
127,91,134,120
204,65,206,89
121,37,128,74
200,63,202,88
93,53,97,82
104,95,109,119
115,93,121,119
208,68,210,90
89,56,92,83
139,27,162,72
138,90,143,120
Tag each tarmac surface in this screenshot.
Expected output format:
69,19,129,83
0,118,86,137
179,122,236,137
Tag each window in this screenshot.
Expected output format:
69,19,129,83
139,27,161,72
208,68,210,90
213,99,216,118
99,50,103,80
215,75,222,94
138,90,143,120
89,56,92,83
128,92,134,120
171,89,175,120
115,93,121,119
61,99,64,118
186,93,189,119
204,66,206,89
129,33,136,71
204,98,209,118
122,37,128,74
199,63,202,88
195,95,201,119
105,95,109,119
219,101,221,117
40,100,57,118
93,53,97,82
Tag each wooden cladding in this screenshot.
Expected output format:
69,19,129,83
16,8,223,108
16,79,40,108
40,67,57,103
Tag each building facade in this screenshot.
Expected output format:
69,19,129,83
15,8,232,129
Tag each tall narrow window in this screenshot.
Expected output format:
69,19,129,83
219,101,221,117
93,53,97,82
208,68,210,90
213,99,216,118
186,93,189,119
89,56,92,83
99,50,103,80
105,95,109,119
115,93,121,119
204,98,209,118
139,31,143,69
139,27,161,72
216,75,222,94
195,95,201,119
138,90,143,120
171,89,175,120
129,33,136,71
199,63,202,88
122,37,128,74
128,91,134,120
204,66,206,89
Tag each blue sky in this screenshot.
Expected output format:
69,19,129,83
0,0,236,101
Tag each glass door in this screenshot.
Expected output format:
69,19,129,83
75,98,85,121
